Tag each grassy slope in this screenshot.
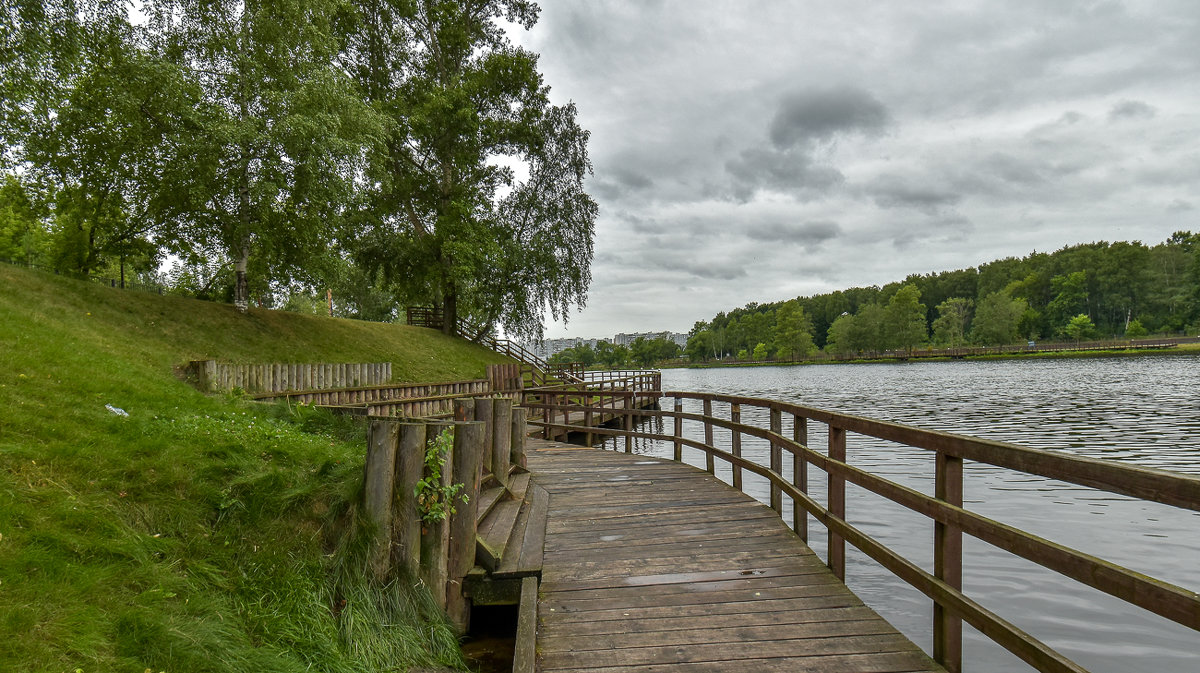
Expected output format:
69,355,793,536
0,265,508,673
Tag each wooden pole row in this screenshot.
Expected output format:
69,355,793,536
360,397,529,632
190,360,392,394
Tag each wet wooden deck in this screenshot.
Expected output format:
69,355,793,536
527,440,943,673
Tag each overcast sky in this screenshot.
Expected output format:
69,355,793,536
511,1,1200,340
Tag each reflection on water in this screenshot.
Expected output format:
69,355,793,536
602,356,1200,673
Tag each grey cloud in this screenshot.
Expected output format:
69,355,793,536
769,87,890,149
654,252,748,281
612,166,654,190
746,220,842,246
725,147,844,201
1109,100,1157,121
1167,199,1195,213
868,175,961,211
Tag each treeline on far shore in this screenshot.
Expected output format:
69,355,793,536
683,233,1200,363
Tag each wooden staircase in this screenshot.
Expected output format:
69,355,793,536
466,463,548,605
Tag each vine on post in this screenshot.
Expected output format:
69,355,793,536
415,428,468,523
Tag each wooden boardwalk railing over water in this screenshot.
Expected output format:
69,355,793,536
529,440,943,672
519,385,1200,673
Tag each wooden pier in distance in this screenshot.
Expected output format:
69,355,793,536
526,440,942,673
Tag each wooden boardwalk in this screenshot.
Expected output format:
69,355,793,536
527,441,944,673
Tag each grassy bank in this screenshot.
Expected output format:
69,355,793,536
0,265,507,672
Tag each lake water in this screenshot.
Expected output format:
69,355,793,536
597,356,1200,673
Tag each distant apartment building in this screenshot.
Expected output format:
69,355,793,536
613,331,688,348
526,330,688,360
529,337,609,360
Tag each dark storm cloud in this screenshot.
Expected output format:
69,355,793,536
746,220,842,246
1109,100,1158,121
769,87,890,149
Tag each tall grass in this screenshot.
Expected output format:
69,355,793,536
0,265,493,672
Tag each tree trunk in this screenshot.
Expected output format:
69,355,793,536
442,288,457,336
234,240,250,313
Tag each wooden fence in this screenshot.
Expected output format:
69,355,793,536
522,389,1200,673
360,397,529,631
258,379,490,409
188,359,392,394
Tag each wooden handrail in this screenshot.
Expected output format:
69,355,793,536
526,389,1200,673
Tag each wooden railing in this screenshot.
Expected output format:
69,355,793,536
521,389,1200,673
523,371,662,445
254,379,488,407
403,305,583,386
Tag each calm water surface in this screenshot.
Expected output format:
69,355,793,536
603,356,1200,673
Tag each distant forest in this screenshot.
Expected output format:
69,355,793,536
685,233,1200,361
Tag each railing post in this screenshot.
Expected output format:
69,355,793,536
730,403,742,490
827,425,846,581
934,452,964,673
793,415,808,542
394,423,425,575
510,406,527,468
420,423,453,609
623,389,633,453
770,407,782,514
446,420,484,631
584,391,594,447
475,397,495,481
364,420,399,581
703,398,715,474
560,391,570,442
493,398,513,486
673,398,683,462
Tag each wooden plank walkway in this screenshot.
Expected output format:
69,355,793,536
527,440,944,673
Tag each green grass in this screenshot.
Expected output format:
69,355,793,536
0,264,508,672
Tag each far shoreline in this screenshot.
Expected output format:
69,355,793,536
657,341,1200,370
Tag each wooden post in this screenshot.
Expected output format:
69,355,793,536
454,399,474,422
511,406,528,468
447,421,484,631
559,392,570,443
623,390,633,453
725,403,741,492
493,398,512,486
673,399,683,462
394,423,426,575
475,397,494,478
364,420,399,581
770,407,783,514
703,398,715,474
827,425,846,581
420,424,453,608
934,452,964,673
584,391,594,447
191,360,217,392
793,415,808,542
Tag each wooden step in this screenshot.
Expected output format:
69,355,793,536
495,482,549,578
476,497,522,572
507,471,531,500
475,485,506,527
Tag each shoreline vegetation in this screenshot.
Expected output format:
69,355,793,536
662,339,1200,369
